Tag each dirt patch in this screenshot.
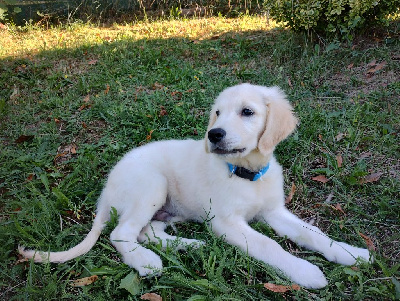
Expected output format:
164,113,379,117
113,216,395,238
82,119,109,144
54,143,78,165
49,56,99,77
359,152,400,182
330,58,399,98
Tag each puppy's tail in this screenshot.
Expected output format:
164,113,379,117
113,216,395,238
18,208,109,263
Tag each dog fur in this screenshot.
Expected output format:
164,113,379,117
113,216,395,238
19,83,370,288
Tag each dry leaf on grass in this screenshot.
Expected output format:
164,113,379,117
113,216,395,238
83,95,90,103
146,129,155,141
170,91,183,100
264,283,301,293
335,132,345,141
152,82,164,90
359,232,376,251
159,106,168,116
70,275,98,287
15,135,34,144
360,152,373,159
54,143,78,164
287,77,293,88
104,84,110,94
336,154,343,168
359,172,383,184
312,175,329,183
333,203,346,215
367,61,386,74
70,145,77,154
141,293,162,301
78,96,92,110
285,182,296,204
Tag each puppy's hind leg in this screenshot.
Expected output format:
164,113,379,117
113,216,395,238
111,221,163,276
138,221,205,250
109,176,168,276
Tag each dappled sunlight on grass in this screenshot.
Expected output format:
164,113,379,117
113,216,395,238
0,16,278,59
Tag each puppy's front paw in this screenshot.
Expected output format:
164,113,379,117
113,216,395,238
324,242,371,265
285,258,328,289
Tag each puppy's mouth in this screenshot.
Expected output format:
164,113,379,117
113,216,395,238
210,147,246,155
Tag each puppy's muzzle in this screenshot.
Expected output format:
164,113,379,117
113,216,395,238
208,128,246,155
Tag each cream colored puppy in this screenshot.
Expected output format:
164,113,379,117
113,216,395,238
20,83,370,289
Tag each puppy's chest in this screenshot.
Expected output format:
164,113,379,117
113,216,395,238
223,184,270,219
171,178,273,221
162,158,283,220
209,173,284,220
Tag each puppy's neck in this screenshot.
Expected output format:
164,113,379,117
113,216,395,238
227,149,272,172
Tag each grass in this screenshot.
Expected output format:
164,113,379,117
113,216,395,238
0,15,399,300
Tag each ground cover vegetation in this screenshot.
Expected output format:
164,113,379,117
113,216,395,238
0,14,399,300
264,0,399,37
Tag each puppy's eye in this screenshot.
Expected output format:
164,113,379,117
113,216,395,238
241,108,254,116
216,110,220,116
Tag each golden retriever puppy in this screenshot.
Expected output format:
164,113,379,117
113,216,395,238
19,83,370,288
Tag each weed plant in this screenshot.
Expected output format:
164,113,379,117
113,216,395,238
0,16,399,300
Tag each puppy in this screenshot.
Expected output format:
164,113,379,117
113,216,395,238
19,83,370,288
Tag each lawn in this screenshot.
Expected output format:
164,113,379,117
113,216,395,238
0,15,399,300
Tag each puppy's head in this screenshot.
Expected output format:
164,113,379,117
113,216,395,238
205,84,298,158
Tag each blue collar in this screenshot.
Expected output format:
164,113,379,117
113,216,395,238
227,162,270,181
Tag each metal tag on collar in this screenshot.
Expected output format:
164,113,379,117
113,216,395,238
227,163,237,178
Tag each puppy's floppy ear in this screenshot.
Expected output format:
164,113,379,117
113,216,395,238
258,86,298,155
204,108,218,153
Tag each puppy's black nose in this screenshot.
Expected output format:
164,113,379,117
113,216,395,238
208,128,226,143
